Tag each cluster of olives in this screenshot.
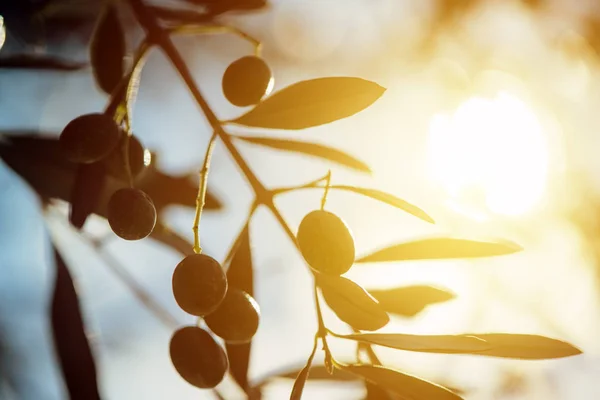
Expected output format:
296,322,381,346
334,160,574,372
297,209,356,276
168,55,272,389
169,253,260,388
59,112,157,240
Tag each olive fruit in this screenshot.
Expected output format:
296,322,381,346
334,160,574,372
107,188,156,240
204,288,259,344
169,326,228,389
59,113,122,163
296,210,355,275
172,254,228,316
222,56,273,107
104,134,150,180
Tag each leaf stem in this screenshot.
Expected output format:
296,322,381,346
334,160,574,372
171,24,262,55
193,131,219,254
320,170,331,210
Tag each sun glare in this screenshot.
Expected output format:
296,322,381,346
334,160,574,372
428,92,549,218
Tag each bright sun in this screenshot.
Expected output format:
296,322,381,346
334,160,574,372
427,92,549,218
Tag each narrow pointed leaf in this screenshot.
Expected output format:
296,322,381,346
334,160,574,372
367,286,455,317
235,136,371,173
0,16,5,51
0,55,86,70
90,3,125,95
328,186,434,224
342,364,463,400
468,334,582,360
230,77,385,130
316,274,389,331
70,162,106,229
274,365,358,382
364,381,395,400
290,340,318,400
357,238,522,263
225,225,254,392
339,333,490,354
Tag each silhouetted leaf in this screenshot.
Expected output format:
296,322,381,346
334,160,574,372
0,55,86,70
316,274,389,331
367,286,455,317
290,340,318,400
343,364,463,400
70,162,106,229
357,238,522,263
274,365,358,382
235,136,371,173
468,334,582,360
52,245,100,399
364,381,395,400
150,6,212,24
225,225,254,392
182,0,268,17
230,77,385,130
338,333,489,354
90,3,125,95
328,186,434,224
0,16,5,51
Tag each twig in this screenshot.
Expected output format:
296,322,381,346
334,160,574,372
193,131,219,254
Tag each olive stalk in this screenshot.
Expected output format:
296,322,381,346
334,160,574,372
193,131,219,254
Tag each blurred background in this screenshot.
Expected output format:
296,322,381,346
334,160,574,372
2,0,600,398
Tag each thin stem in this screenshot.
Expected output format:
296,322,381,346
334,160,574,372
320,170,331,210
314,284,333,373
193,131,219,254
171,24,262,55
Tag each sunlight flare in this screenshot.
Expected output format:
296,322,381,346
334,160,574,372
428,92,549,217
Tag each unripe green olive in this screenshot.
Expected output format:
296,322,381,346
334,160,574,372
222,56,273,107
59,113,122,163
172,254,228,316
107,188,156,240
104,134,150,181
204,288,259,344
169,326,228,389
296,210,355,275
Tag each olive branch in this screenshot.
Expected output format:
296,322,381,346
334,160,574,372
0,0,583,399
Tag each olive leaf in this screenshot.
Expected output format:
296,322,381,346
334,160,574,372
357,238,523,263
337,333,490,354
289,339,318,400
327,186,434,224
467,334,582,360
367,285,455,317
225,224,254,392
70,162,107,228
230,77,385,130
0,55,86,70
234,136,371,173
150,6,212,24
316,274,389,331
364,381,396,400
259,365,357,384
342,364,463,400
0,16,5,51
90,3,125,95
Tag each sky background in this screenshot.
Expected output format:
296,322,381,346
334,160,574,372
3,0,600,398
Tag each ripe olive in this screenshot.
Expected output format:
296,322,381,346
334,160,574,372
172,254,228,316
169,326,228,389
59,113,122,163
222,56,273,107
204,288,259,344
296,210,355,275
104,134,150,181
107,188,156,240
